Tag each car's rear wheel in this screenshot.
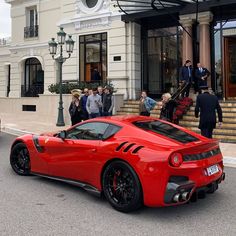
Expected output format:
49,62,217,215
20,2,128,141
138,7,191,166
10,143,31,176
102,160,142,213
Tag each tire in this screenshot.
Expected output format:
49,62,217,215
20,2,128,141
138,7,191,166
102,160,143,213
10,143,31,176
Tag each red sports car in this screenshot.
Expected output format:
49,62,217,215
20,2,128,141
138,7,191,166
10,115,225,212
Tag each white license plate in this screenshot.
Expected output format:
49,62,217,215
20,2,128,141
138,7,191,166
207,165,219,176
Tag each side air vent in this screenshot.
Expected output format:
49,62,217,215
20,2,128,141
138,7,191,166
123,143,136,153
132,146,144,154
33,135,44,153
116,141,129,151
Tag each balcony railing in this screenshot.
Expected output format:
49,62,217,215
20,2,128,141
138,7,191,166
24,25,38,38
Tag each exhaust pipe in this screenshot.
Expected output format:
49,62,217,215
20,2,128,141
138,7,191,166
173,193,181,202
181,192,190,201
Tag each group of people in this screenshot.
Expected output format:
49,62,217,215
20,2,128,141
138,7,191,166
139,88,223,139
180,59,223,138
139,91,176,122
69,62,223,140
180,60,210,97
69,86,114,126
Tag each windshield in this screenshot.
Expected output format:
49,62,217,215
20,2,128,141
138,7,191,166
133,120,199,144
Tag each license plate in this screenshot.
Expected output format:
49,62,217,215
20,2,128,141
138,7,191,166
207,165,219,176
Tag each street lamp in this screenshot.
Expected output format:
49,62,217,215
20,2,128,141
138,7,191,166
48,27,75,126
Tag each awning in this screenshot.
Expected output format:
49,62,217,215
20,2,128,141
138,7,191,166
112,0,236,30
112,0,206,15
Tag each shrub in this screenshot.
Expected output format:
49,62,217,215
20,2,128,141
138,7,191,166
48,81,116,94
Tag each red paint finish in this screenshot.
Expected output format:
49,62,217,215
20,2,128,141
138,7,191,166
10,115,224,207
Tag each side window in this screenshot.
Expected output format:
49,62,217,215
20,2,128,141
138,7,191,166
103,124,121,140
66,122,109,140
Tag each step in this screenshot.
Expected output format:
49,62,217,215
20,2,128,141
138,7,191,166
182,115,236,123
190,106,236,112
182,127,236,143
193,102,236,107
184,125,236,135
123,103,140,107
186,111,236,117
179,120,236,128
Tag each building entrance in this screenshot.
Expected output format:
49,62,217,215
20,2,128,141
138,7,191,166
224,36,236,98
142,27,182,98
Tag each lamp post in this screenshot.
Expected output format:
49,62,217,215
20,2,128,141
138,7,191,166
48,27,75,126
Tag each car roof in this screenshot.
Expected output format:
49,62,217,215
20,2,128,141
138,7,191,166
86,115,156,125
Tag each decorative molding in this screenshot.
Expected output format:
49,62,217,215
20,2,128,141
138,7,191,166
179,11,213,26
9,42,48,51
75,0,108,14
198,12,213,25
223,28,236,36
74,13,111,30
72,0,113,30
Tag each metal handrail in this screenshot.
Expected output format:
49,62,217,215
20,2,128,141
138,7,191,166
171,82,188,101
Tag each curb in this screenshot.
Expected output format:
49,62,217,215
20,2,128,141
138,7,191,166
2,126,36,136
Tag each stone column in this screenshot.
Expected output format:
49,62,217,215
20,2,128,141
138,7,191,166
198,12,213,87
179,16,194,65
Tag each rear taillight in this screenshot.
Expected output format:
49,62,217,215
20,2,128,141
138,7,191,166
169,153,183,167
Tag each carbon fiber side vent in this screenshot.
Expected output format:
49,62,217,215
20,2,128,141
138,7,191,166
116,141,129,151
132,146,144,154
123,143,136,152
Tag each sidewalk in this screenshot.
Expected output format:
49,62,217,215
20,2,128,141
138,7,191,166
1,112,235,167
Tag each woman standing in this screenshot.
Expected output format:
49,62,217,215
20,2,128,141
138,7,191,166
69,90,82,126
159,93,177,122
139,91,157,116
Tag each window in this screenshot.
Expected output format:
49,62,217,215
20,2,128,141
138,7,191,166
103,125,121,140
133,120,198,144
79,33,107,82
66,122,110,140
86,0,98,8
23,58,44,97
24,6,38,38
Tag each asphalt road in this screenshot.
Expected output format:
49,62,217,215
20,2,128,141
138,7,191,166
0,132,235,236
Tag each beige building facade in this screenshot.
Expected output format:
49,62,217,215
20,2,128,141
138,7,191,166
1,0,236,126
0,0,141,101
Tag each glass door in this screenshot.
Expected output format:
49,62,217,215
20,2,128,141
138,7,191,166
224,37,236,98
145,27,182,97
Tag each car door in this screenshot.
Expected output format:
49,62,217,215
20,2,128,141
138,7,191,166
47,122,110,182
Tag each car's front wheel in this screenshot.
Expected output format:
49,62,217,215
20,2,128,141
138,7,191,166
10,143,31,176
102,160,143,213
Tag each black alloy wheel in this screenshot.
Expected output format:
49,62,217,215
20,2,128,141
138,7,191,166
102,160,142,213
10,143,31,176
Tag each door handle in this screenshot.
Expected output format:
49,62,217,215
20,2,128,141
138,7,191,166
91,148,97,153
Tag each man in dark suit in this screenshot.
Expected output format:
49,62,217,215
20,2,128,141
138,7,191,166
195,87,223,138
195,62,210,93
180,60,193,97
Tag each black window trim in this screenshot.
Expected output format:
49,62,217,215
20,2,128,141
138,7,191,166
133,120,199,144
65,121,122,141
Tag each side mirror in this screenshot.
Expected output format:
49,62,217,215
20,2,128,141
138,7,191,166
58,130,66,140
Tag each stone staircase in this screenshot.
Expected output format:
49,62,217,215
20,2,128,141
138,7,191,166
116,100,236,143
